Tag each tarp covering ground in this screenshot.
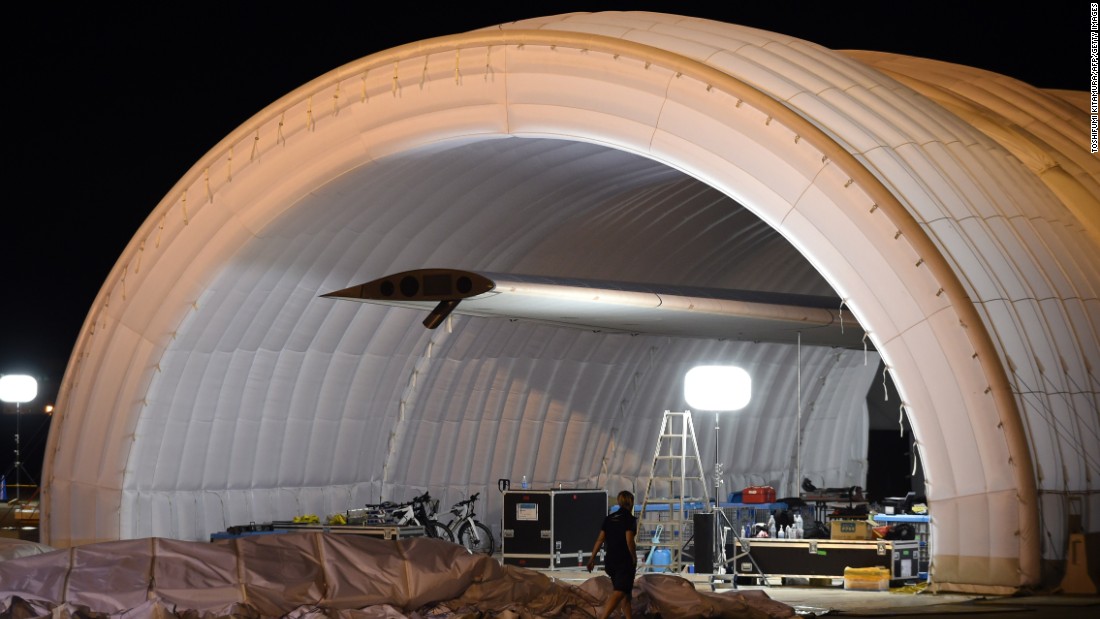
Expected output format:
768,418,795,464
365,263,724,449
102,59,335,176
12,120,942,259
0,533,795,618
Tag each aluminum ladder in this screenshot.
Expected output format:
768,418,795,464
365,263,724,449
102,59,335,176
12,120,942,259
637,410,710,574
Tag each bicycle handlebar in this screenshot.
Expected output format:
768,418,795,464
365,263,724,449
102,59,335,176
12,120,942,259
452,492,481,507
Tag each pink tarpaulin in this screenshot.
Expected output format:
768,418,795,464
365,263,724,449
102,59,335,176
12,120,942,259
0,533,794,618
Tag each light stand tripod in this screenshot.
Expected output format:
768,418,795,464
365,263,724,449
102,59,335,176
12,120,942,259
2,402,37,503
711,413,728,573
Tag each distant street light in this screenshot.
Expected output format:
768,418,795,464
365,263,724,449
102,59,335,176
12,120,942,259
0,374,38,502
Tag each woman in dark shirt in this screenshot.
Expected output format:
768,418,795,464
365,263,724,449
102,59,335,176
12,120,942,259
587,490,637,619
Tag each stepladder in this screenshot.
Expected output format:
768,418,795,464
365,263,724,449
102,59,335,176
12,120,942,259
637,410,710,574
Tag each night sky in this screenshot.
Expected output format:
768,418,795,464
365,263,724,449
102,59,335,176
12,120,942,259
1,2,1086,485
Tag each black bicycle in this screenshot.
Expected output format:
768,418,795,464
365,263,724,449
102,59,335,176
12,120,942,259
444,492,495,555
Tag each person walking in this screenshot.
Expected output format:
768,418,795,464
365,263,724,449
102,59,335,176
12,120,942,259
587,490,638,619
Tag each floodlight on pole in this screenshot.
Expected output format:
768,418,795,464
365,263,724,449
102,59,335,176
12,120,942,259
0,375,37,404
684,365,751,572
0,374,38,502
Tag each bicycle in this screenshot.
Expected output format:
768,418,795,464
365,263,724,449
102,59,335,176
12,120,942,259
359,491,454,542
444,492,495,555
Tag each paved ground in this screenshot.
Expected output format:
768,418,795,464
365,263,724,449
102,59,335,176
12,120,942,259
539,567,1100,618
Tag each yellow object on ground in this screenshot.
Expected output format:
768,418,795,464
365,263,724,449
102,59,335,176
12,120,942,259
844,566,890,591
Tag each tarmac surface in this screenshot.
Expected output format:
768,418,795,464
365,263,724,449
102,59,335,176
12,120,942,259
541,566,1100,618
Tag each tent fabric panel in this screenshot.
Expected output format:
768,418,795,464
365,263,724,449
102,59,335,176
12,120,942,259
656,93,819,208
914,310,1020,493
701,47,820,102
785,91,888,155
789,183,933,340
52,321,150,493
813,87,919,150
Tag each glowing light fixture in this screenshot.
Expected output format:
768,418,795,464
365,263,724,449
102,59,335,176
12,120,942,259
684,365,750,411
0,374,37,404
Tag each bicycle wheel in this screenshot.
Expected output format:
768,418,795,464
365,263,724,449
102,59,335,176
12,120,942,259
457,520,495,555
428,520,454,543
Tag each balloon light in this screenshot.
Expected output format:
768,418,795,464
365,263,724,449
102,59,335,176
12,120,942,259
684,366,750,411
0,375,37,404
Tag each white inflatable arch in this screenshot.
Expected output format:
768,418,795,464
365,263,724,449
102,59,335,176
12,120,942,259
43,13,1098,594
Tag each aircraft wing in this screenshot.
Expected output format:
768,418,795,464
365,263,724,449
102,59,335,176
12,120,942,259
321,268,867,349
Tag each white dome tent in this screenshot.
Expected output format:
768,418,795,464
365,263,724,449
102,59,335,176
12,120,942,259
40,12,1098,595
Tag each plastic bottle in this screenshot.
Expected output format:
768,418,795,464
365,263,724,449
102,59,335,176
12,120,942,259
777,524,786,538
521,475,528,490
794,513,803,539
767,514,776,538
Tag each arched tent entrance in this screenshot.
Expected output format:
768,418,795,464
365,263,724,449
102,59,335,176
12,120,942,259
42,13,1098,594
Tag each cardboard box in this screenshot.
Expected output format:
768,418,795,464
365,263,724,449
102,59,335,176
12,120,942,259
742,486,776,503
831,519,874,540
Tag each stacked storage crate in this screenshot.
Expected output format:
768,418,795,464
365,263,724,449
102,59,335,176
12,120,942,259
872,513,930,579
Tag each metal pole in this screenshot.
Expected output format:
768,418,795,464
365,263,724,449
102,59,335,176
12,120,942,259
712,412,726,573
796,332,802,499
13,402,20,502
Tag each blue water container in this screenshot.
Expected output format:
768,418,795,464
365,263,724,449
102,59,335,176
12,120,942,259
651,548,672,572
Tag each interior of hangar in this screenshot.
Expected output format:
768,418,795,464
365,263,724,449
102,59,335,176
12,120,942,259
40,12,1098,595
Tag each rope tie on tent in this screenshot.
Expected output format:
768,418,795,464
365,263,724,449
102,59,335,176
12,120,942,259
251,130,260,161
882,366,890,401
361,71,370,102
332,82,341,115
420,56,429,88
204,169,213,203
306,96,315,131
134,241,143,275
898,403,906,437
277,113,286,145
156,214,165,247
181,191,189,225
838,299,847,333
454,50,461,84
863,333,869,366
911,436,921,476
392,61,400,96
484,46,492,79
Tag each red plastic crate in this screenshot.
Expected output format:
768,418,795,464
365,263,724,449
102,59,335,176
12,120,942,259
742,486,776,503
